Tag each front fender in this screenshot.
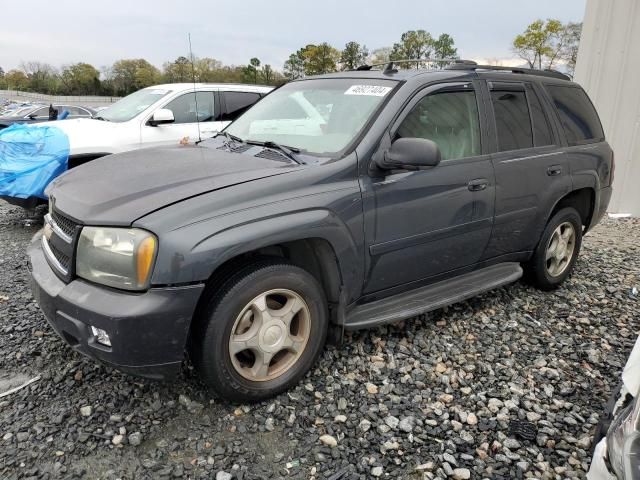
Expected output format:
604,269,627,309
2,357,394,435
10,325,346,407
150,208,362,301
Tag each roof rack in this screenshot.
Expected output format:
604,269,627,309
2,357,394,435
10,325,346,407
355,58,476,74
445,63,571,80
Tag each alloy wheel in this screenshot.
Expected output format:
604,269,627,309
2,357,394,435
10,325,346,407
228,289,311,382
545,221,576,277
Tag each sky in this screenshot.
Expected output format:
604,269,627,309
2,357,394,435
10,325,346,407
0,0,586,72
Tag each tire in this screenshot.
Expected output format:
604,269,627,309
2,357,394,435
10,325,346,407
524,207,583,290
193,259,328,402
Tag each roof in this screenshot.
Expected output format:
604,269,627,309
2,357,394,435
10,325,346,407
146,83,274,92
308,62,572,83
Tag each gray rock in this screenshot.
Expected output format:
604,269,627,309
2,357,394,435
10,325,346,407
371,466,383,477
452,468,471,479
384,415,399,429
398,416,415,432
128,432,142,446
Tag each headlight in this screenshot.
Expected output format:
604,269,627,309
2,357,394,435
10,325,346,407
607,391,640,479
76,227,157,291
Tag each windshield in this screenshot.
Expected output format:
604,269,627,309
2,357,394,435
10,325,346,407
98,88,171,122
225,78,397,156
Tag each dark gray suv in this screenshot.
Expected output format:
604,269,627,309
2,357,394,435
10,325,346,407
28,62,613,402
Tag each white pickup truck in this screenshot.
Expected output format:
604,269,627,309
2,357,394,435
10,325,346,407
49,83,273,167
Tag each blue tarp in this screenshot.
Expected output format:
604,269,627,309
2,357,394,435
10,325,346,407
0,124,69,199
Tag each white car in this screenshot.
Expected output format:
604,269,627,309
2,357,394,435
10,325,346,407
47,83,273,167
589,335,640,479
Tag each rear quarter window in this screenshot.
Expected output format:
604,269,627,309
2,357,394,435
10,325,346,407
546,85,604,145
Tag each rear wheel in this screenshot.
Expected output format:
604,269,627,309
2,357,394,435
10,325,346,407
193,260,328,402
525,207,582,290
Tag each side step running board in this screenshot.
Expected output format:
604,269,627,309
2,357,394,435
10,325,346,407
344,262,523,330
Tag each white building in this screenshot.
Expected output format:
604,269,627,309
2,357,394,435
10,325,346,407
574,0,640,216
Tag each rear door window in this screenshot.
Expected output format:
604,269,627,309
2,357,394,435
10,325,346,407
490,84,533,151
222,92,262,122
545,85,604,145
526,87,554,147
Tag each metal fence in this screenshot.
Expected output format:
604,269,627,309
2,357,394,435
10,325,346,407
0,90,120,107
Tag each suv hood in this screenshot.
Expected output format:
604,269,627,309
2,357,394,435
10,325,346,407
48,145,300,225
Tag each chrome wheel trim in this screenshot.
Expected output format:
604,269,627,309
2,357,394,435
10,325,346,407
545,221,576,277
228,289,311,382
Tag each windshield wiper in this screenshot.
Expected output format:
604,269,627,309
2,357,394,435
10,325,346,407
215,131,244,143
93,116,109,121
246,139,302,164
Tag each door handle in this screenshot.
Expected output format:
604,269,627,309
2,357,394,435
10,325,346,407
547,165,562,176
468,178,488,191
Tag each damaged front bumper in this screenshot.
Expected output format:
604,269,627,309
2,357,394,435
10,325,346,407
27,230,204,380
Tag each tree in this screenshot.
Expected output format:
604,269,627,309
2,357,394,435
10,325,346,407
340,41,369,70
111,59,160,95
283,50,306,80
163,56,191,83
261,64,275,84
390,30,434,68
560,22,582,75
60,63,100,95
303,43,340,75
513,19,583,72
368,47,392,65
512,19,563,69
4,69,29,90
243,57,261,84
194,57,223,81
433,34,458,63
20,61,58,93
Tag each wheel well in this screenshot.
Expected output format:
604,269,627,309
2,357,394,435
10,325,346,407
191,238,343,329
551,188,595,230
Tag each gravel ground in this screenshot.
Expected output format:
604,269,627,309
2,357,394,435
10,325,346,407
0,198,638,480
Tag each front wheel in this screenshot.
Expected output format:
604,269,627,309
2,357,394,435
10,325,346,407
193,260,328,402
524,207,583,290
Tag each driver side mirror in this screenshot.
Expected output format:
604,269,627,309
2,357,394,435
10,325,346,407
148,108,175,126
379,138,441,170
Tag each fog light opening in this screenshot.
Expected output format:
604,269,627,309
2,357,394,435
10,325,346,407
90,326,111,347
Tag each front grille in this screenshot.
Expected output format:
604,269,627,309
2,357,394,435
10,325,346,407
48,240,71,271
51,210,77,238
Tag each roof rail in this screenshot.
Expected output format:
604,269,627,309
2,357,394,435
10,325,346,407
445,63,571,81
355,58,477,74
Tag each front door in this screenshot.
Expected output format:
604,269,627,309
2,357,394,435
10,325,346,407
363,82,495,294
140,91,223,147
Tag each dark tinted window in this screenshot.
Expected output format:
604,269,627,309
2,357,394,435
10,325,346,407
396,88,481,161
164,92,216,124
491,88,533,151
526,88,554,146
546,85,604,145
222,92,261,121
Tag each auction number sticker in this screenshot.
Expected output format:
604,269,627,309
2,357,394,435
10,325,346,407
344,85,392,96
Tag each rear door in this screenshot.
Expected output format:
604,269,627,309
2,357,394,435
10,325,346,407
482,80,571,259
